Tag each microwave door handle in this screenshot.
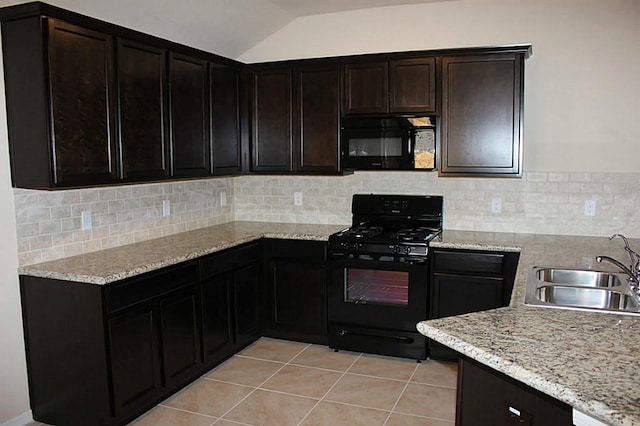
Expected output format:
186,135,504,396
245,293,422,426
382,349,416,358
407,131,414,164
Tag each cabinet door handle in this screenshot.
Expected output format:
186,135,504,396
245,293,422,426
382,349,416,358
503,401,532,425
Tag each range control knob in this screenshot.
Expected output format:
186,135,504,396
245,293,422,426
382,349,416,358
340,242,350,251
393,245,411,255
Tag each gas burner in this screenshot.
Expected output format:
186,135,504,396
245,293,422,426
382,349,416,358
395,227,440,242
340,226,383,239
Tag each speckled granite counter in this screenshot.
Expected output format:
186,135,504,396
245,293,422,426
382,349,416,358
18,221,347,284
420,230,640,426
19,225,640,425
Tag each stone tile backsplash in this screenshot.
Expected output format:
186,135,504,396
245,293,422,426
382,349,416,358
14,171,640,266
15,178,234,265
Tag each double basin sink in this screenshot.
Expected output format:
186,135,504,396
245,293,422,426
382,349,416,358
525,267,640,315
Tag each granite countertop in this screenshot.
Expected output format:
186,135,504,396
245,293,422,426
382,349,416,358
420,230,640,426
19,224,640,424
18,221,347,284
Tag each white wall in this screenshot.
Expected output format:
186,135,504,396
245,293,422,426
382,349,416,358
239,0,640,173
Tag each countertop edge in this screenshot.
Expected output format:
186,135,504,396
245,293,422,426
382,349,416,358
417,320,632,426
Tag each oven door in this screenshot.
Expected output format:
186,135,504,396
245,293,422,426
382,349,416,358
327,254,428,331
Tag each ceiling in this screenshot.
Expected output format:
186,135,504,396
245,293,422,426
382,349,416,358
0,0,455,59
268,0,454,17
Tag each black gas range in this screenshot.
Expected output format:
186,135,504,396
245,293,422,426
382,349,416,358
328,194,443,259
327,194,443,360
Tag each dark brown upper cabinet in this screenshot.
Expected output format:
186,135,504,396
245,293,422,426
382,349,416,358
169,53,210,177
251,62,341,174
0,3,246,188
343,61,388,115
211,65,243,175
117,40,169,181
295,63,340,173
343,57,436,115
389,58,436,113
440,53,524,177
2,17,118,188
251,67,293,172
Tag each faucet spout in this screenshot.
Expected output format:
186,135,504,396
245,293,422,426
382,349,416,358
595,255,639,287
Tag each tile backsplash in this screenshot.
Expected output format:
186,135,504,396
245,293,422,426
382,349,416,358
15,178,233,265
14,171,640,266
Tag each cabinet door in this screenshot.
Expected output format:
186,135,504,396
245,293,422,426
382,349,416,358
295,64,340,173
252,68,292,172
108,304,163,419
169,54,210,177
211,65,242,175
457,358,572,426
117,39,168,180
431,274,503,319
267,260,327,343
47,19,118,186
264,239,327,344
441,54,524,176
343,61,388,114
160,287,201,389
389,57,436,113
201,275,233,364
234,263,262,347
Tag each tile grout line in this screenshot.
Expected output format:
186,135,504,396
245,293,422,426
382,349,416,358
382,360,421,426
295,350,364,425
211,340,312,425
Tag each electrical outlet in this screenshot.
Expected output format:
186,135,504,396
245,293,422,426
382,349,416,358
294,192,303,206
491,197,502,213
81,210,92,230
162,199,170,217
584,199,596,216
220,191,227,207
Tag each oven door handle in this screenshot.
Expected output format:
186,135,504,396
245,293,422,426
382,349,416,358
338,329,415,344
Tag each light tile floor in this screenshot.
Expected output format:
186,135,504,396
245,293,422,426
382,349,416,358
30,337,458,426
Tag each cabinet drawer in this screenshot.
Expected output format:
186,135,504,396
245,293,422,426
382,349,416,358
200,243,261,279
266,239,326,262
432,250,505,276
106,262,198,314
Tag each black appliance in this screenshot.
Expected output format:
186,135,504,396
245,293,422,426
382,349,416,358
340,116,436,171
327,194,443,360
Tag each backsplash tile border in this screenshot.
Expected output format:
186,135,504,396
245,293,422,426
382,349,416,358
13,171,640,266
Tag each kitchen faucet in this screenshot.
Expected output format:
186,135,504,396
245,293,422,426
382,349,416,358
596,233,640,294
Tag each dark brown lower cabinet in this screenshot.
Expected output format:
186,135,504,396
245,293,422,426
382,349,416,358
20,243,262,426
457,357,572,425
263,239,327,344
430,249,519,360
200,242,263,364
109,304,163,421
160,287,202,388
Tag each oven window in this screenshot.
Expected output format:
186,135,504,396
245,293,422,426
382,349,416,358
345,268,409,306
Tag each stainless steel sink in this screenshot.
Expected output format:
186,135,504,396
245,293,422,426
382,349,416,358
534,267,623,288
536,285,638,310
525,266,640,315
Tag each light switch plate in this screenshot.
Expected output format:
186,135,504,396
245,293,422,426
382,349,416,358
162,199,170,217
294,192,303,206
220,191,227,207
81,210,92,230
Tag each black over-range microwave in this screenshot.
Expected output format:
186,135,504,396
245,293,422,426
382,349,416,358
340,116,436,171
